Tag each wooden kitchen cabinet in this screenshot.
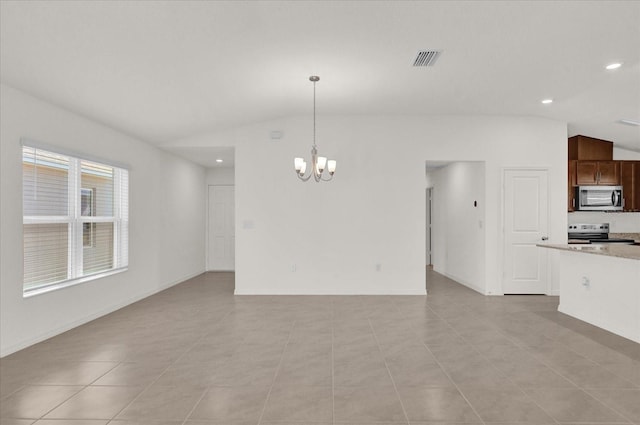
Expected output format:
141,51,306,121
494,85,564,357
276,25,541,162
568,160,577,211
597,161,621,185
621,161,640,211
567,136,625,212
576,160,620,185
568,135,613,160
636,162,640,211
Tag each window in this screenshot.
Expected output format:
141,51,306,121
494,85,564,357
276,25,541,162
22,144,129,295
81,188,96,247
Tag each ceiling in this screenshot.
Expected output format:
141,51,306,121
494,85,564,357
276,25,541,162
163,146,234,168
1,1,639,160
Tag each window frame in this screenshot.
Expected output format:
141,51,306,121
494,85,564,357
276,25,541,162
82,187,96,248
22,140,129,297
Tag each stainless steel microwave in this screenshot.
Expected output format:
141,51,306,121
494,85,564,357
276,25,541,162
575,185,623,211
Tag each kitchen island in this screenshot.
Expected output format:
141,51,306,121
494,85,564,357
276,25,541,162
539,243,640,343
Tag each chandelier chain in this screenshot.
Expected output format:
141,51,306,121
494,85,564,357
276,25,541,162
313,79,317,149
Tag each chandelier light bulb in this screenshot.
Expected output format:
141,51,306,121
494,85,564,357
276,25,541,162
294,157,304,171
299,161,307,175
327,160,337,174
317,156,327,172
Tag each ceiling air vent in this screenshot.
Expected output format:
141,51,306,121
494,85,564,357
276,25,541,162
413,50,442,67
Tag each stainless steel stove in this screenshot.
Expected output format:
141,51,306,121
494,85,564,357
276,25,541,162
568,223,635,244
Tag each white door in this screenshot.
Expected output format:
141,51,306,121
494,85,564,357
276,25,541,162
207,185,235,271
503,169,549,294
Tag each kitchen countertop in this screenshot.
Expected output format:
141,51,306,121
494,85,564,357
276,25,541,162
538,243,640,260
609,232,640,242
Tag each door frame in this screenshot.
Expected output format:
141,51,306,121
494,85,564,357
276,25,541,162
426,187,433,267
206,184,235,271
500,167,551,295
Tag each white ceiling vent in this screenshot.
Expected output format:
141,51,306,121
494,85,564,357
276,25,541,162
413,50,442,67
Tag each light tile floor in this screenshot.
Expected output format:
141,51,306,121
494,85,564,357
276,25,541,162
1,270,639,424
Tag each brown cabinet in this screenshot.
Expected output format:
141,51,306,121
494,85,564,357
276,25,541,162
621,161,640,211
566,135,636,212
576,160,620,185
568,135,613,160
568,160,577,211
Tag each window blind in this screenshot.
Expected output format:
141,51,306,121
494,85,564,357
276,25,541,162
22,145,129,294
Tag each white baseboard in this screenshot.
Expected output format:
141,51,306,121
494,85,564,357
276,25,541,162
234,288,427,295
558,304,639,344
1,269,205,358
440,271,486,295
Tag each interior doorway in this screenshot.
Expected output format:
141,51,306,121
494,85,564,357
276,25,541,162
426,187,433,267
425,161,486,294
207,185,235,271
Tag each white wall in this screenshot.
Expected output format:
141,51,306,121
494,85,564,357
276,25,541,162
167,115,567,296
0,85,206,356
614,147,640,160
568,212,640,233
427,162,486,293
206,167,235,185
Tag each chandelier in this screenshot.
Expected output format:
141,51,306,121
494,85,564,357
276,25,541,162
294,76,336,182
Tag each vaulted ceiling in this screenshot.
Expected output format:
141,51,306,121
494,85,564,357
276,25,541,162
1,1,639,153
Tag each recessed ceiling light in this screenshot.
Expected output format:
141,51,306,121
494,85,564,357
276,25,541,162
541,99,553,104
216,159,223,163
618,119,640,126
605,63,622,70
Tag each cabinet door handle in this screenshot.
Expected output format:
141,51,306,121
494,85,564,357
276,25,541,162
572,198,575,208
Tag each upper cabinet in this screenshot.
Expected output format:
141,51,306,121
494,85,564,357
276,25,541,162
576,161,620,185
621,161,640,212
567,135,640,212
568,135,613,160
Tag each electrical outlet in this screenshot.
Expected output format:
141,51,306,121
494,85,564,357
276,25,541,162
292,264,297,272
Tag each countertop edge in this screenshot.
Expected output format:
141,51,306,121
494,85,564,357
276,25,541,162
537,243,640,261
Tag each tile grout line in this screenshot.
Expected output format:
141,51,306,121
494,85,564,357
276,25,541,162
426,292,634,425
503,330,637,424
366,312,411,425
414,302,488,425
11,357,122,421
431,304,569,425
461,301,637,424
105,308,235,424
18,383,85,422
256,318,296,425
331,299,336,425
179,384,209,425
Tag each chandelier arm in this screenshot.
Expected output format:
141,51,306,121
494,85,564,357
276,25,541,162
320,173,334,182
296,170,313,182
